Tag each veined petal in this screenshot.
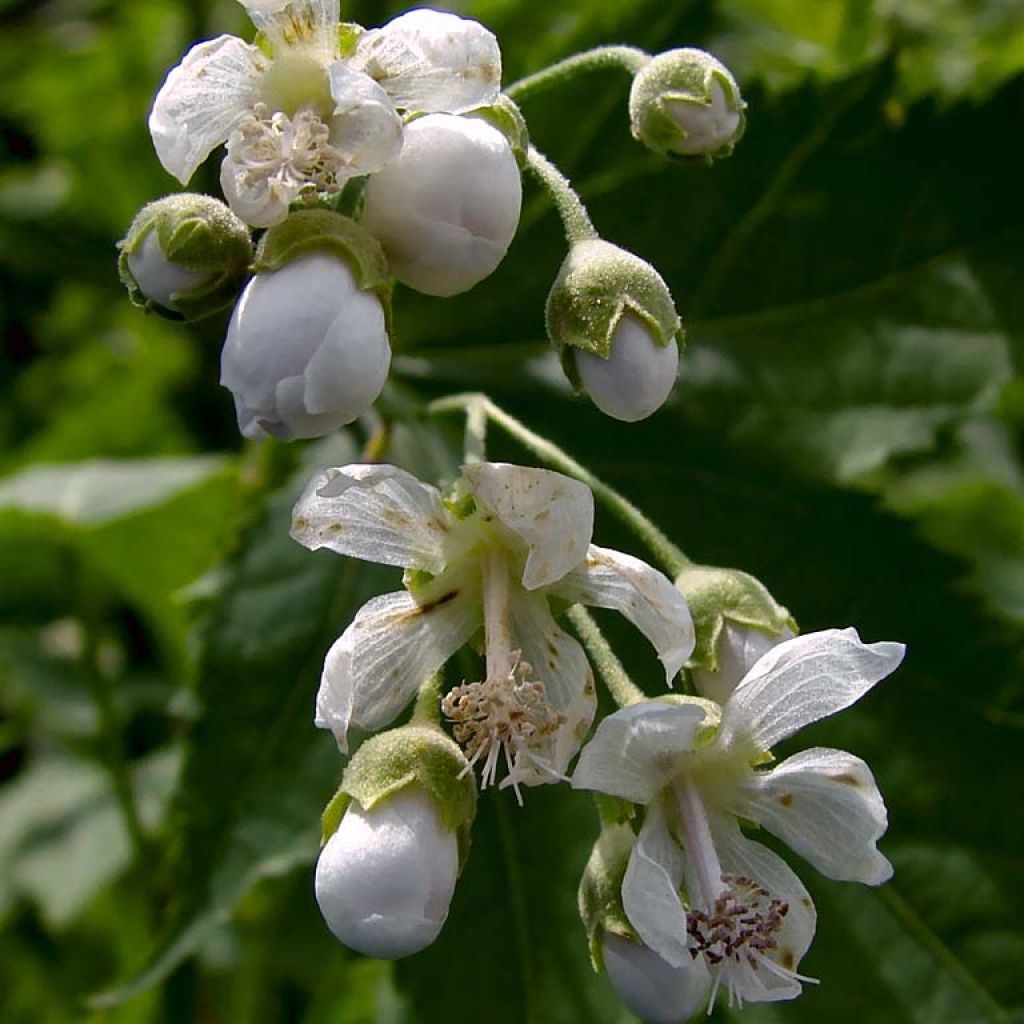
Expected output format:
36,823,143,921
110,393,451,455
553,545,694,684
622,801,694,968
720,628,905,752
741,747,893,886
351,9,501,114
239,0,339,60
692,622,794,706
327,63,403,174
315,590,477,750
711,817,817,1003
463,462,593,589
150,35,269,184
506,589,595,781
291,464,449,574
572,701,706,805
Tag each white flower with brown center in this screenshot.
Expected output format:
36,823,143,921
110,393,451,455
572,628,905,1009
291,461,694,798
149,1,502,226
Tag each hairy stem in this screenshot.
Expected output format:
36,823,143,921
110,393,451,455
525,146,599,244
568,606,646,707
506,46,649,103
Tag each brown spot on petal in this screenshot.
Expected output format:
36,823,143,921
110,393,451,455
777,793,794,807
415,591,459,615
293,516,309,530
780,949,795,970
328,523,342,533
833,772,863,787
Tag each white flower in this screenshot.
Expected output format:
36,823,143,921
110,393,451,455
602,932,709,1024
573,628,905,1009
150,2,501,226
361,113,522,296
574,311,679,422
691,621,795,706
315,786,458,958
220,251,390,439
290,461,695,798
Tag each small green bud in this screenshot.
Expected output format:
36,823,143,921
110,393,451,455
629,48,746,161
546,240,682,421
676,564,797,703
117,193,252,320
578,822,638,970
321,724,477,867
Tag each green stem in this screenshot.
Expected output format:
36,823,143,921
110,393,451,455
411,673,444,726
568,606,646,707
428,393,690,575
525,146,599,244
77,592,147,857
506,46,649,103
463,396,488,464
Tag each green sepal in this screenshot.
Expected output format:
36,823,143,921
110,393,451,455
629,48,746,162
254,209,393,331
578,822,639,971
469,95,530,168
675,564,797,672
117,193,253,321
320,725,477,869
545,239,682,362
337,22,364,57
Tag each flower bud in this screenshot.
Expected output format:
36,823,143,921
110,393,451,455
221,210,393,441
546,239,681,422
316,725,477,958
117,193,252,320
675,564,796,704
315,785,459,959
629,48,745,161
361,112,522,296
602,933,710,1023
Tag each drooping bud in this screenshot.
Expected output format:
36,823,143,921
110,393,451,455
220,210,392,440
629,48,745,161
602,932,710,1023
546,240,681,421
675,564,796,704
316,725,476,959
117,193,252,320
360,112,522,296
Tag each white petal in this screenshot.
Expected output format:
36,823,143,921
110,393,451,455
315,590,476,750
150,35,268,184
602,933,711,1024
711,818,817,1003
351,9,501,114
553,544,694,684
219,150,296,229
291,464,449,574
572,701,706,805
507,590,596,780
240,0,339,60
720,628,905,752
741,747,893,886
327,63,403,174
462,462,593,589
622,801,692,968
692,622,794,706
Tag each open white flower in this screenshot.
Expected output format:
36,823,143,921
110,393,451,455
573,628,905,1010
150,2,501,226
291,462,694,799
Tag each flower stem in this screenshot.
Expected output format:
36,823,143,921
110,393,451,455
505,46,649,103
525,146,599,244
428,393,691,575
463,397,488,464
568,606,645,707
412,672,444,726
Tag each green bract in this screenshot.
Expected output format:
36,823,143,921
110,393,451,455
578,822,637,968
676,564,796,672
117,193,252,320
545,239,681,375
320,725,477,867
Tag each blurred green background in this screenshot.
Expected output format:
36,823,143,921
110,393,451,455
1,0,1023,1021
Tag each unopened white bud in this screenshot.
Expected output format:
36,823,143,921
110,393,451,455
575,311,679,422
315,786,459,959
220,251,390,440
690,620,795,705
127,231,210,309
630,48,745,160
361,112,522,296
602,932,710,1023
